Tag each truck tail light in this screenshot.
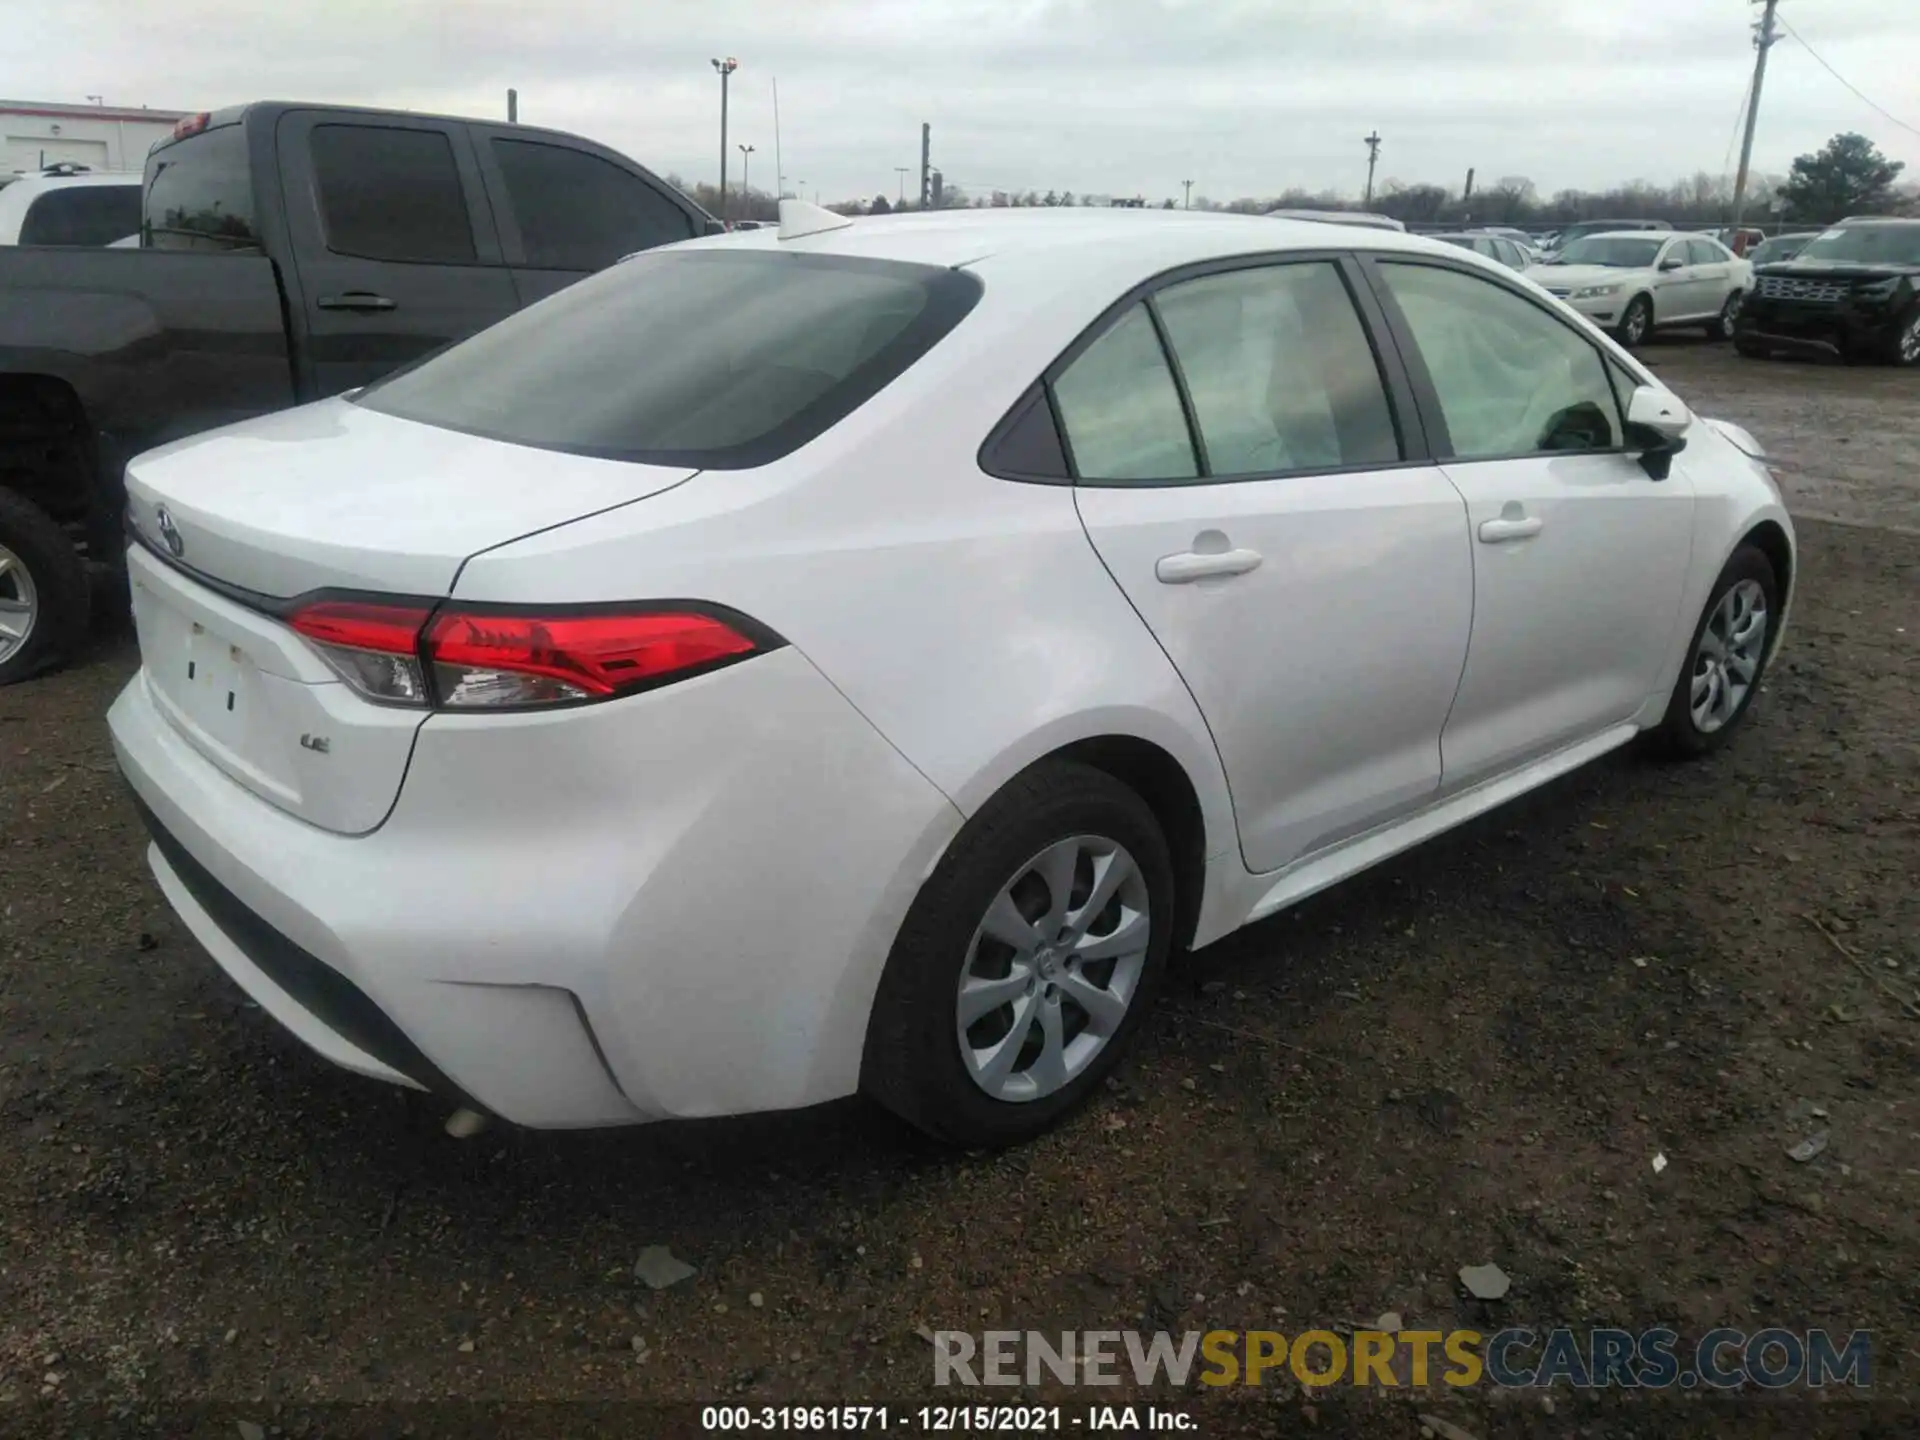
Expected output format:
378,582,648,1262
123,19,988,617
288,599,774,711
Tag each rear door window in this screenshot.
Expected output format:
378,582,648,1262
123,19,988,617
490,139,696,269
19,184,141,245
1152,261,1401,477
309,124,476,263
1050,305,1199,481
144,123,260,251
356,250,981,468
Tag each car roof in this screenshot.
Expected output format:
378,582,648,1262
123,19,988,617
683,206,1484,274
1,169,140,189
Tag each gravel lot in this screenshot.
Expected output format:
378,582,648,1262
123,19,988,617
2,340,1916,1438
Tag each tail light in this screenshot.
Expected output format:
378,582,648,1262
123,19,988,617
170,113,212,141
288,599,773,710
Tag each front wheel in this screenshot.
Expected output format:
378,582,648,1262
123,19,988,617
0,487,91,687
1887,308,1920,367
1616,295,1654,348
862,760,1174,1148
1647,545,1779,759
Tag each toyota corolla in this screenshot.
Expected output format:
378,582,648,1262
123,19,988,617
109,203,1794,1148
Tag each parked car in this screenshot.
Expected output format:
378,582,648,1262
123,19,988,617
1735,216,1920,365
0,102,717,685
1536,218,1672,262
0,165,141,246
1526,231,1753,346
1745,231,1819,267
1706,226,1768,257
108,203,1795,1148
1430,231,1532,270
1265,207,1406,232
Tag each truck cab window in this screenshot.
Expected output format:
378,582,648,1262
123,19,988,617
309,125,477,264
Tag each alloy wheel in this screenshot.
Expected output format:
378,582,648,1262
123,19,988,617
0,544,39,665
1719,293,1742,337
1690,578,1769,734
956,834,1151,1102
1623,300,1650,345
1901,314,1920,365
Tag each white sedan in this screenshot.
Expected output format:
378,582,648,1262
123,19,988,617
1527,231,1754,345
109,204,1794,1148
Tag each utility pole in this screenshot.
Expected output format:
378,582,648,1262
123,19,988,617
920,123,932,209
738,143,756,209
1182,179,1193,209
711,57,738,221
1363,131,1382,207
1731,0,1781,226
506,88,518,123
894,166,911,206
773,77,784,199
1463,167,1476,224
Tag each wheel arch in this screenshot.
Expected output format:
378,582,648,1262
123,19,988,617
1738,517,1796,662
1049,734,1209,955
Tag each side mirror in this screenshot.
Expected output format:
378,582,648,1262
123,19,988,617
1624,385,1691,480
1658,256,1684,271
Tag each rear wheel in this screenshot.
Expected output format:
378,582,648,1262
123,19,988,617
1616,295,1654,347
1647,545,1778,759
0,487,90,687
862,760,1174,1148
1709,291,1743,340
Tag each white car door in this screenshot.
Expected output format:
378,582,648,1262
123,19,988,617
1685,236,1741,316
1648,236,1697,321
1365,258,1696,792
1064,257,1474,874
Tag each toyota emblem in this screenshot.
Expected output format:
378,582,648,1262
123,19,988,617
155,504,184,559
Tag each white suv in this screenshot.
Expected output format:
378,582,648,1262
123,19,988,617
0,166,142,246
1527,231,1754,346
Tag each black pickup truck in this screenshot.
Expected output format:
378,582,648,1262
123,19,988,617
0,101,718,683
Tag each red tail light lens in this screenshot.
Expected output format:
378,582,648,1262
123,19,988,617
426,609,760,709
286,599,770,710
171,112,212,141
289,600,433,706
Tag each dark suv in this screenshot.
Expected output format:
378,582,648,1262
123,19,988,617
1735,216,1920,365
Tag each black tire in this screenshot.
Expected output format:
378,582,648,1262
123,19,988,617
1885,307,1920,368
1646,544,1779,759
1708,291,1743,341
861,759,1175,1148
1615,295,1654,348
0,487,90,687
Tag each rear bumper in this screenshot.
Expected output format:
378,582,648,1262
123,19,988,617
110,646,964,1128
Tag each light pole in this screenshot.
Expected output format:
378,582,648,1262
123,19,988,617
1363,130,1382,208
738,143,756,213
1182,179,1193,209
711,57,738,220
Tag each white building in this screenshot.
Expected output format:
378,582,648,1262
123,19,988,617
2,99,191,175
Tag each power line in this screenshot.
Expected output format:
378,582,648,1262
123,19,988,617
1776,14,1920,138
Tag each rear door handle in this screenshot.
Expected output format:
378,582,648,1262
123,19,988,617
1155,548,1263,583
316,292,397,312
1478,516,1544,543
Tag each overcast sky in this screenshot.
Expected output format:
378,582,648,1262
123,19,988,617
10,0,1919,205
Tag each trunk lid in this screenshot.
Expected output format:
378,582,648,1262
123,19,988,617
122,398,699,599
122,398,699,834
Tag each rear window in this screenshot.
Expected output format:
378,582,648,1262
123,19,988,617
309,124,476,264
355,250,983,468
19,184,141,246
144,123,259,251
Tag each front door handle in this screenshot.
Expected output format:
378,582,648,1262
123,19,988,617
316,292,398,312
1478,515,1544,543
1155,548,1263,583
